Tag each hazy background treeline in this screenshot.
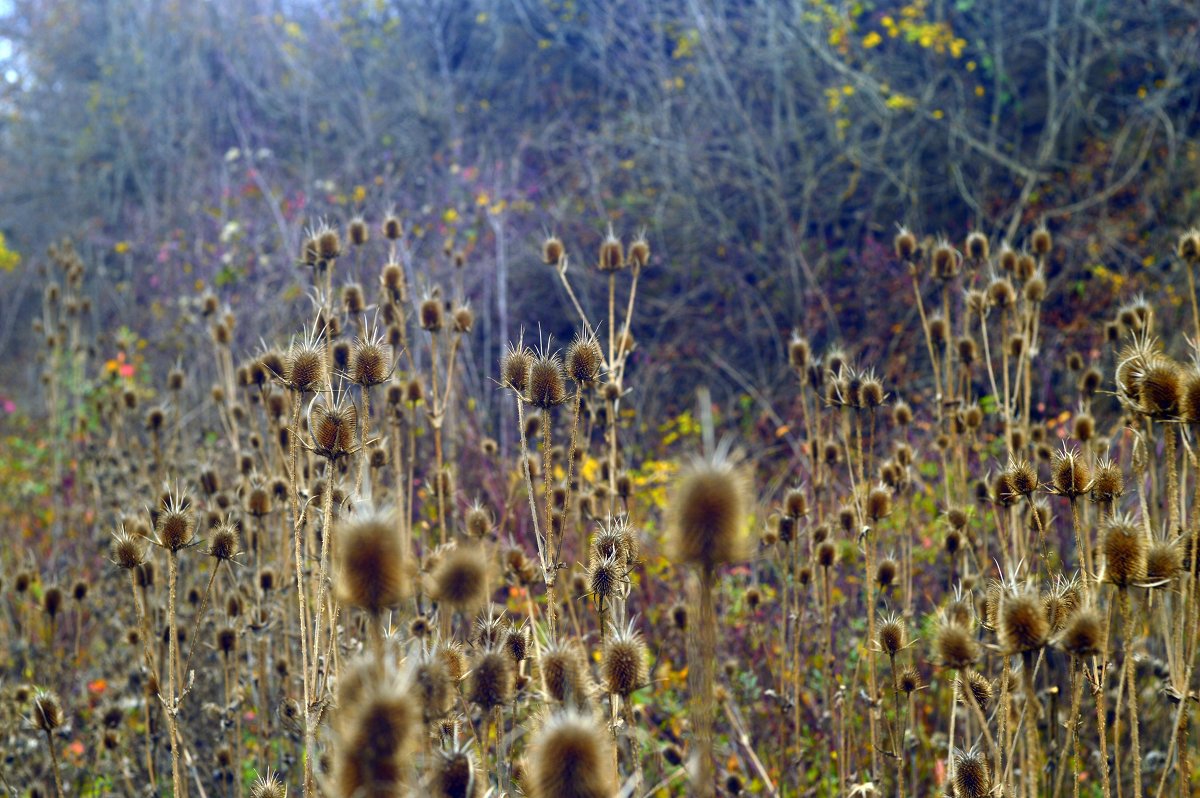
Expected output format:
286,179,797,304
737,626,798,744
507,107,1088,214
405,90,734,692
1,0,1198,427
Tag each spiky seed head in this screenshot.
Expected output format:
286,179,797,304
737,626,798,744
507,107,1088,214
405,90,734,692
928,313,948,343
310,398,357,460
250,769,287,798
878,613,906,655
157,493,195,552
935,622,979,669
111,526,148,569
42,586,62,619
565,333,604,385
957,671,993,713
957,336,978,366
587,551,621,602
667,450,751,569
1000,590,1048,654
1016,252,1037,282
419,297,445,332
1030,225,1052,256
32,690,63,732
788,335,810,371
953,746,992,798
892,400,912,427
991,471,1017,507
898,666,923,694
433,742,480,798
208,522,241,561
332,679,417,797
987,276,1016,309
450,305,474,334
1102,514,1148,587
1090,457,1124,502
628,235,650,271
1058,609,1105,657
542,236,565,266
216,625,238,656
964,231,988,261
817,540,837,568
334,505,408,614
876,558,899,588
284,337,327,393
783,487,808,519
1146,539,1182,583
603,626,647,697
598,230,625,273
1006,458,1038,497
469,649,514,710
1049,447,1090,498
351,336,392,387
861,376,885,407
1025,273,1047,303
894,227,918,261
432,545,489,610
527,711,616,798
347,217,368,247
866,484,892,521
528,350,568,408
931,241,960,280
1138,357,1182,418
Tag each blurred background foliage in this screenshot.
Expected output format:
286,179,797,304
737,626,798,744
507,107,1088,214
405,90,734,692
1,0,1198,429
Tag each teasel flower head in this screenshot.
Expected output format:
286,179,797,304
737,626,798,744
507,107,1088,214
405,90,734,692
331,674,418,798
155,486,195,552
539,639,592,708
931,239,962,280
528,346,568,408
1145,536,1182,585
628,232,650,273
934,619,979,669
307,392,358,461
250,768,287,798
468,646,514,710
1136,355,1183,419
866,483,892,521
433,737,481,798
602,619,648,697
667,443,752,569
897,666,924,695
565,331,605,386
1000,588,1048,654
956,671,994,713
431,543,490,611
207,521,243,562
1090,457,1124,502
334,503,408,614
1101,512,1148,588
1048,445,1091,498
597,226,625,273
526,711,617,798
542,235,565,266
877,612,907,656
350,328,393,388
110,524,148,569
1004,456,1039,498
1057,608,1105,658
953,745,992,798
893,226,918,262
279,325,326,394
32,689,64,732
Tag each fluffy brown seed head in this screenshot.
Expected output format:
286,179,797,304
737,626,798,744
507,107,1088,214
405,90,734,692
284,338,327,393
1091,457,1124,502
878,613,906,655
954,746,992,798
817,540,837,568
332,679,417,798
249,769,287,798
602,625,647,697
32,690,63,732
957,670,994,713
987,276,1016,309
469,648,514,710
1146,539,1182,583
528,350,568,408
309,398,357,460
935,622,979,669
965,231,989,261
432,544,490,610
420,297,445,332
111,526,148,569
351,336,392,387
1006,457,1039,498
898,666,923,694
452,305,474,334
1102,513,1148,587
876,558,899,588
866,484,892,521
892,400,912,427
1000,590,1048,654
334,505,408,614
157,493,195,552
1137,357,1182,418
1059,609,1105,657
208,522,241,561
562,335,603,389
931,241,960,280
668,452,751,569
527,711,616,798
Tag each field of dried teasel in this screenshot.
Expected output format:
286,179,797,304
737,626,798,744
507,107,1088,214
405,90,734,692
4,216,1200,798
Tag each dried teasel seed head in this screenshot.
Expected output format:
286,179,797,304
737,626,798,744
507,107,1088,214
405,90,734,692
1050,446,1090,498
469,648,515,710
156,491,195,552
420,297,445,332
965,231,989,261
934,622,979,669
528,350,568,408
539,641,591,708
452,305,474,333
543,235,565,266
526,711,616,798
956,671,994,713
892,399,912,427
1030,225,1052,257
898,666,923,694
667,449,751,569
111,526,148,569
817,540,837,568
1137,356,1182,419
1058,609,1105,657
1005,457,1039,498
876,557,899,588
953,746,992,798
1000,590,1048,654
431,544,490,611
1090,457,1123,502
877,613,906,655
565,332,604,385
987,276,1016,309
348,217,368,247
331,678,417,797
788,335,810,371
602,624,648,697
208,522,242,561
249,768,287,798
32,690,64,732
866,484,892,521
628,234,650,271
351,334,392,388
1146,539,1182,583
893,227,918,262
597,229,625,273
1102,513,1148,587
334,505,408,614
